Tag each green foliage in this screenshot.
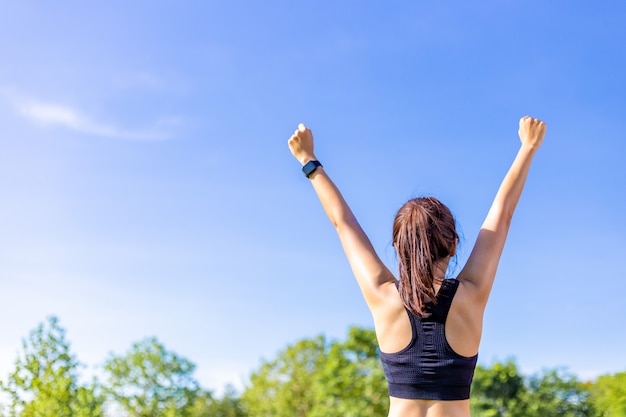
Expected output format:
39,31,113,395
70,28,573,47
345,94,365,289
517,368,594,417
72,383,105,417
591,371,626,417
241,326,388,417
471,360,594,417
470,359,525,417
4,319,626,417
242,334,326,417
311,327,387,417
0,316,104,417
190,385,247,417
102,337,200,417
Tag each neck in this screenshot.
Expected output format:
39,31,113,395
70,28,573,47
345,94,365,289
433,257,451,282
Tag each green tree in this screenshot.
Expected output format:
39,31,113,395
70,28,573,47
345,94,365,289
241,326,387,417
591,371,626,417
471,360,593,417
470,359,526,417
102,337,200,417
0,316,104,417
242,334,326,417
311,327,388,417
190,385,247,417
516,368,593,417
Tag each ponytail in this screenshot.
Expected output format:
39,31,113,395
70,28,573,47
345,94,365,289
393,197,457,317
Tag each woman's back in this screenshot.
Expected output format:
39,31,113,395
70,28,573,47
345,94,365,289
383,281,476,390
375,278,480,417
387,396,471,417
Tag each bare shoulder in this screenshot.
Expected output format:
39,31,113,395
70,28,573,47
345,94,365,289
361,273,404,320
456,269,491,308
446,279,485,356
453,279,481,308
369,278,417,353
378,278,400,297
374,278,405,314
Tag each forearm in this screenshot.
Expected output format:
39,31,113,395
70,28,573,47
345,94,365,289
308,167,356,229
484,144,538,229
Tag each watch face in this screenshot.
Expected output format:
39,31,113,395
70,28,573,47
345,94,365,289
303,161,321,177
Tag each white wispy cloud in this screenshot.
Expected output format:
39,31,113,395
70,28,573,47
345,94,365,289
4,90,179,141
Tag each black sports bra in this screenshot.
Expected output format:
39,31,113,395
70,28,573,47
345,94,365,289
379,279,478,400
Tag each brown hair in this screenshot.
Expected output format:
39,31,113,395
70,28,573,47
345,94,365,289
392,197,458,317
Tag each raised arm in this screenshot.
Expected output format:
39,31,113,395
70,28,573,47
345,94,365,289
458,116,546,305
288,124,395,308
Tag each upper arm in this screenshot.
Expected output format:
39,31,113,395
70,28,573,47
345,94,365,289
458,205,512,306
335,215,396,308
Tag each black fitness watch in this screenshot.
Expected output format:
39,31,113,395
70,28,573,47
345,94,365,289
302,160,322,178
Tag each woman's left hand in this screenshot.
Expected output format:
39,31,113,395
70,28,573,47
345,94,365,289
288,123,316,165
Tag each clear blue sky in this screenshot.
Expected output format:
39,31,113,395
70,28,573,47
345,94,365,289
1,0,625,395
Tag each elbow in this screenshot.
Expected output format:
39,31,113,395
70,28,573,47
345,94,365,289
332,211,358,231
484,204,514,232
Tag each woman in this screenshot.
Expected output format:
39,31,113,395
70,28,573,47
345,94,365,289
288,116,546,417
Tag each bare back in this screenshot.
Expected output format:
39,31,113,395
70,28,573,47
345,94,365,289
373,278,480,417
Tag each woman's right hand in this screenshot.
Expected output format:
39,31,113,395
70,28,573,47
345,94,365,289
288,123,317,165
518,116,547,149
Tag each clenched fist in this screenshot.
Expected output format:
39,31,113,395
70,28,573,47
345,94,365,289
518,116,546,149
288,123,316,165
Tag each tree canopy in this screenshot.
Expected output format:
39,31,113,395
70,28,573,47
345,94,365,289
241,326,388,417
2,317,625,417
102,337,201,417
0,316,104,417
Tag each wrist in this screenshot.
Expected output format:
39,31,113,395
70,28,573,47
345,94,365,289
520,143,539,154
298,154,317,165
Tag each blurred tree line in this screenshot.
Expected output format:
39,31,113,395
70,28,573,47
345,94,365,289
1,317,624,417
